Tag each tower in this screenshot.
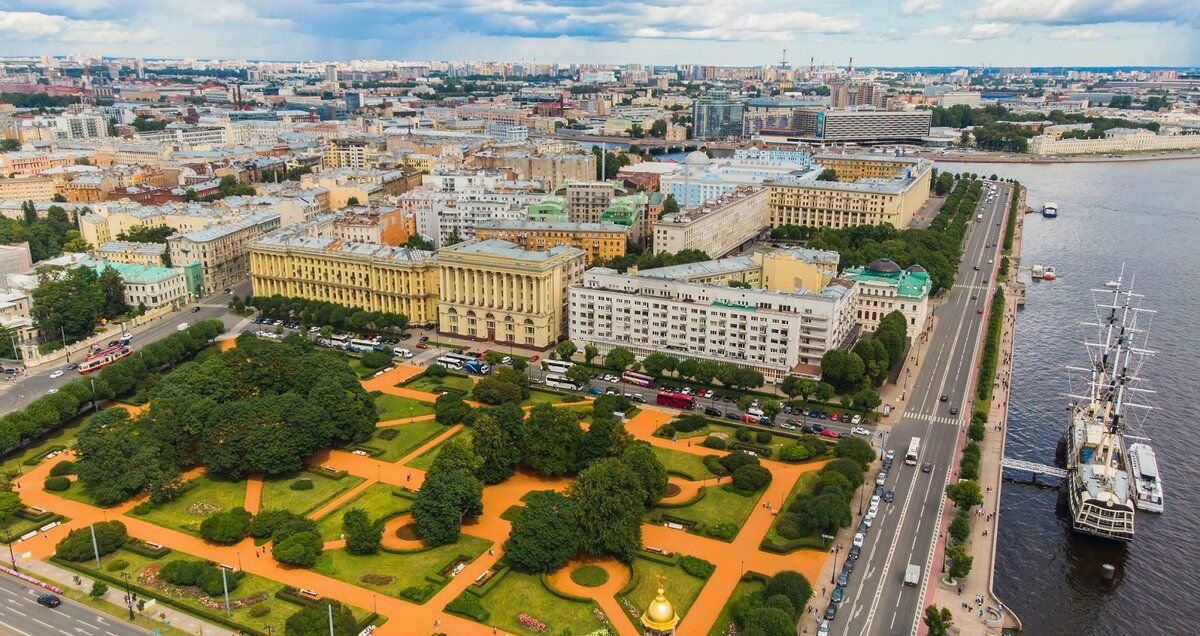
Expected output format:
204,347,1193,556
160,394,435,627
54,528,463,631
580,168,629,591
639,574,680,636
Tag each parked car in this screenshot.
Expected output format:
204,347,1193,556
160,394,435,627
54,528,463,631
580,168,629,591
530,355,540,362
819,428,840,439
852,426,870,436
809,410,821,418
824,602,838,621
831,586,844,604
725,412,740,421
780,421,797,431
876,472,887,486
801,424,815,434
836,571,849,588
830,412,840,422
704,407,722,417
848,545,860,561
587,387,603,395
851,414,862,425
884,490,895,503
853,532,865,548
885,450,895,461
812,424,825,433
818,620,830,636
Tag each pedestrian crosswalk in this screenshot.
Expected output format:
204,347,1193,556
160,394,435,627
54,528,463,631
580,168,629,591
902,412,962,426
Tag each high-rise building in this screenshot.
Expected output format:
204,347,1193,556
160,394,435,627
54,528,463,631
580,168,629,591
691,89,744,139
324,64,338,84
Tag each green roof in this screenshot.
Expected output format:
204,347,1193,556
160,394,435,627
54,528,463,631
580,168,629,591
528,195,568,222
842,265,931,300
599,193,648,226
83,259,182,285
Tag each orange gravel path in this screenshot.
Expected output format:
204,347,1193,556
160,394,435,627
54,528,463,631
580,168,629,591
547,558,637,635
377,515,425,551
243,474,263,514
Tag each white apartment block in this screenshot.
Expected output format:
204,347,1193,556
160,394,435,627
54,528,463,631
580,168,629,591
568,268,857,383
653,186,769,257
659,150,814,206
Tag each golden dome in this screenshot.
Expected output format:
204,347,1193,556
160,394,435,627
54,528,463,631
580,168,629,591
640,574,680,632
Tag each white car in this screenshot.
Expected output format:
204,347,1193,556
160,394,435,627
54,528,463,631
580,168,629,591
48,370,64,379
862,514,873,529
501,356,513,365
868,503,879,519
46,388,58,394
851,414,862,425
886,450,896,461
852,426,870,436
853,532,865,548
818,621,830,636
870,495,881,508
876,472,887,486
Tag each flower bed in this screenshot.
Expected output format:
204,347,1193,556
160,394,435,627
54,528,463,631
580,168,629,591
517,613,548,632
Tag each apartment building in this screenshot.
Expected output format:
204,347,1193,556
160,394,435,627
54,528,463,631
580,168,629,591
470,149,596,190
636,246,839,294
475,220,629,264
92,241,167,267
250,224,439,324
0,176,56,201
767,155,932,229
6,112,110,142
78,201,236,246
784,109,932,143
0,243,32,278
842,259,931,332
82,260,189,310
436,239,586,348
168,211,281,295
659,149,815,206
322,137,383,169
652,186,769,257
332,206,407,246
568,268,857,382
0,151,81,177
598,192,650,245
563,181,622,223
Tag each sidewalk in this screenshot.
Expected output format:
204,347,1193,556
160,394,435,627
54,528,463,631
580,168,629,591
19,558,235,635
928,186,1026,634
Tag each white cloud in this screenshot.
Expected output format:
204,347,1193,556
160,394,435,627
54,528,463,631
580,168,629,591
919,25,956,37
932,21,1013,45
967,0,1188,25
0,11,156,44
1049,27,1104,40
900,0,944,17
965,22,1013,39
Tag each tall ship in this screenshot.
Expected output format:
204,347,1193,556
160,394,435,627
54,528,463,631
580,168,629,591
78,344,133,374
1057,273,1154,542
1042,202,1059,218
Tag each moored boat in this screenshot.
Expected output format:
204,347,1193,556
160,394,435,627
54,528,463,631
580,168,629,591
1042,202,1058,218
1127,442,1164,513
1043,266,1057,280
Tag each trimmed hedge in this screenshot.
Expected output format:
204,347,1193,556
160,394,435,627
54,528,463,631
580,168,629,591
654,487,706,509
445,591,489,621
635,549,680,566
43,477,71,492
276,586,320,607
123,539,171,559
304,465,348,480
464,565,510,597
400,584,438,603
680,556,715,579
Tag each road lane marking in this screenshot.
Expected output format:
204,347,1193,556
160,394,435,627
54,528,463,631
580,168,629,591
0,618,33,636
32,617,53,629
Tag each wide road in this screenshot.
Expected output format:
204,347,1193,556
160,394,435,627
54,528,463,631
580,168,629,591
833,182,1011,635
0,574,149,636
0,280,253,414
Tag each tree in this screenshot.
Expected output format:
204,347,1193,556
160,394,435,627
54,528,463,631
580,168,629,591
780,376,804,401
945,480,983,509
628,123,645,138
359,350,390,369
578,416,630,469
199,507,251,545
61,236,93,253
472,377,523,405
816,381,836,401
30,265,106,343
555,340,577,361
342,508,382,555
788,493,851,535
74,409,164,506
583,344,599,364
434,392,471,425
762,570,813,616
405,233,435,251
272,530,324,567
116,224,176,243
762,400,782,419
524,404,583,476
0,492,20,522
618,442,667,505
834,437,875,469
662,195,680,216
605,347,635,371
947,544,973,579
854,388,882,413
732,464,773,492
285,601,357,636
676,358,699,381
473,413,522,484
503,491,579,572
90,580,109,598
820,350,866,394
816,168,838,181
565,365,592,388
411,469,483,546
924,605,954,636
55,521,127,562
429,435,482,476
649,119,668,138
346,196,360,206
569,457,645,561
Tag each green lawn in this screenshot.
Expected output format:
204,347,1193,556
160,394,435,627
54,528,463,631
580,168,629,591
476,571,610,635
405,374,474,395
1,411,93,476
522,389,568,406
653,485,762,542
651,447,715,481
79,548,371,635
621,558,706,623
372,420,448,463
404,428,474,471
315,483,413,540
259,473,364,517
708,578,765,636
0,512,68,540
137,475,246,537
52,480,106,507
311,535,491,599
374,394,435,421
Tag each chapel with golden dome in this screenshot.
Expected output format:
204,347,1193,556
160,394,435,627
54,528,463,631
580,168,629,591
639,574,680,635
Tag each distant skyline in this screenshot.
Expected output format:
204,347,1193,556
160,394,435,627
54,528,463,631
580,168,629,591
0,1,1196,68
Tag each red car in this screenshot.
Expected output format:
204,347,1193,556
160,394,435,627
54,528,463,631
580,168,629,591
819,428,841,439
830,412,840,422
530,354,540,362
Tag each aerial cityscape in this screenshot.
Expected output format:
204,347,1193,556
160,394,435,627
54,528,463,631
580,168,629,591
0,3,1197,635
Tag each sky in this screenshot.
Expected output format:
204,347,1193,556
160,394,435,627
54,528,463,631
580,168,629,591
0,0,1196,67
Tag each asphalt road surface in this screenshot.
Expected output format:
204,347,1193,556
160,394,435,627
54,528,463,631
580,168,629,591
0,574,149,636
831,182,1011,635
0,281,252,415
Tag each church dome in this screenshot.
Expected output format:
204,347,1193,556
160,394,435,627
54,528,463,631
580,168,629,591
907,264,927,273
646,592,675,623
867,258,901,274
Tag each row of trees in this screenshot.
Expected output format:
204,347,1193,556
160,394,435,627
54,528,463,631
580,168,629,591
31,265,129,345
774,438,875,540
726,571,815,636
242,295,410,334
0,320,225,453
72,333,378,506
603,247,712,275
820,310,908,396
615,351,766,392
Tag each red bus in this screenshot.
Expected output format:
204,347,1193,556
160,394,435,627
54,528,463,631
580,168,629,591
656,392,695,410
622,371,656,388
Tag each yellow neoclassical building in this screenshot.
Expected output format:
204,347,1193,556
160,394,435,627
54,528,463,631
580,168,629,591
435,239,585,348
767,155,932,229
474,220,629,264
250,231,439,324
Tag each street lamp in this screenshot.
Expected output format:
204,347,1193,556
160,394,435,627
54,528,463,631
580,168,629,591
120,572,134,621
3,529,16,570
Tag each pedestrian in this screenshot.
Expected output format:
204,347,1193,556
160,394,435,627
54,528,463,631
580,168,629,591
822,586,827,595
406,473,411,482
979,608,984,618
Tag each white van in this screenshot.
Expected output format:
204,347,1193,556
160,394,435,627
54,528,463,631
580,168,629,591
747,407,765,417
176,322,189,332
392,347,413,358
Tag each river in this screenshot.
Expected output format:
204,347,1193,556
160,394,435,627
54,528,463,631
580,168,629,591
938,160,1200,635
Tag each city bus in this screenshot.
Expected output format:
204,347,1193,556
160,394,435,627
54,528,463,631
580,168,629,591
656,391,695,410
545,360,574,374
349,338,378,351
436,352,476,370
545,374,582,391
905,437,922,466
621,371,656,388
329,335,350,349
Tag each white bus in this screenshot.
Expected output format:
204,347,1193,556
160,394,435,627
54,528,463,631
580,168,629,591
544,373,582,391
436,353,474,370
905,437,921,466
329,335,350,348
544,360,575,374
350,338,378,351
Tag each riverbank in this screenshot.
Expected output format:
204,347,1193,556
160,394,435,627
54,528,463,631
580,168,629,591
925,150,1200,165
926,185,1026,634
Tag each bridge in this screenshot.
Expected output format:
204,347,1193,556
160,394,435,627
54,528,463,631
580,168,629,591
1000,457,1066,486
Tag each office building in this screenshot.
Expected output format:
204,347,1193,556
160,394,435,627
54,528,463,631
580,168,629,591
436,239,586,348
568,268,857,383
783,109,932,143
168,211,281,296
937,92,983,108
767,155,932,229
475,220,629,264
1028,127,1200,155
842,259,931,332
637,246,838,294
332,206,407,246
692,89,745,140
653,186,769,257
0,176,57,201
250,222,439,325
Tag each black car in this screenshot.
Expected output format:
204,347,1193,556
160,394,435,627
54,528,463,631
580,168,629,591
191,306,201,313
419,335,430,342
873,485,884,498
36,594,60,608
836,571,849,587
884,490,895,503
801,424,815,434
725,412,740,420
400,333,412,340
812,424,825,433
940,394,948,402
824,602,838,620
704,407,722,417
848,545,860,561
922,462,933,473
949,406,959,415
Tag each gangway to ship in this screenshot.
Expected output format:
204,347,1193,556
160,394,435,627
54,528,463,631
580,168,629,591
1001,457,1066,486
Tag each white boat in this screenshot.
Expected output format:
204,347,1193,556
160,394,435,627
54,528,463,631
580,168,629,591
1031,264,1045,279
1043,266,1057,281
1042,202,1058,218
1127,443,1164,513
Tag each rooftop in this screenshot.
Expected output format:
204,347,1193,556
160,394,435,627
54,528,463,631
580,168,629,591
441,238,584,263
842,262,931,299
81,259,181,285
96,241,167,257
477,220,630,234
638,257,758,280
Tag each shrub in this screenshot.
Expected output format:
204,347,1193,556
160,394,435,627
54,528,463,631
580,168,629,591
161,560,206,586
249,604,271,618
342,508,382,556
680,556,716,579
778,445,811,462
763,570,813,617
702,436,727,450
705,522,738,541
718,451,760,474
90,580,108,598
105,559,130,572
968,421,986,442
400,584,437,603
272,530,323,567
446,592,490,621
55,521,127,562
199,507,251,545
360,350,391,369
130,501,154,516
672,415,708,433
570,565,609,587
735,428,753,443
755,430,772,444
703,455,728,476
289,479,314,491
49,461,75,477
377,428,399,441
44,476,71,491
732,464,773,492
197,566,240,596
775,514,802,540
247,509,311,540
